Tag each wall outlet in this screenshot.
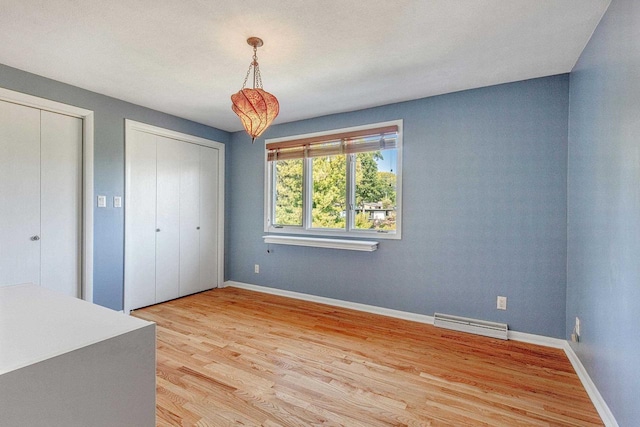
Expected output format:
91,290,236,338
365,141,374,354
497,296,507,310
575,317,580,336
254,264,259,274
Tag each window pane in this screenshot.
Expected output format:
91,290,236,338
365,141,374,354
354,149,397,231
312,155,346,229
274,159,303,226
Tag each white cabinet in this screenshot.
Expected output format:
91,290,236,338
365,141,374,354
0,284,155,427
125,121,224,312
0,100,82,297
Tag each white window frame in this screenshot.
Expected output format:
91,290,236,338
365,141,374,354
264,120,402,240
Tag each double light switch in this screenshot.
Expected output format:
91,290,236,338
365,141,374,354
97,195,122,208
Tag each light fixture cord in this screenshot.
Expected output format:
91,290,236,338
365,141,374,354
241,44,264,90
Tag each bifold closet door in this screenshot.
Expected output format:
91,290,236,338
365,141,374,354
179,142,201,297
0,102,82,296
199,146,219,291
40,111,82,297
179,145,219,295
126,131,158,310
0,101,41,286
125,125,222,312
155,136,181,302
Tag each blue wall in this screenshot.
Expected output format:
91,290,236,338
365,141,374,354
0,64,230,311
228,75,569,338
2,12,634,420
567,0,640,424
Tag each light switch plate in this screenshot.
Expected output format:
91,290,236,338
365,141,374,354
114,196,122,208
97,195,107,208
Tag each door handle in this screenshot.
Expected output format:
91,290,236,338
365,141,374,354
30,235,40,241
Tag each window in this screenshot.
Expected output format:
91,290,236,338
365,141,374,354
264,120,402,239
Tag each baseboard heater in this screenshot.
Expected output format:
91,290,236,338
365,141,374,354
433,313,508,340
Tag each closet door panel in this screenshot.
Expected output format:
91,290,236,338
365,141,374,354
40,111,82,297
155,136,181,303
199,146,219,291
179,142,201,297
125,132,157,310
0,101,41,287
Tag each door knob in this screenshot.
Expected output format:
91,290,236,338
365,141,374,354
197,227,200,230
30,235,40,241
156,228,161,232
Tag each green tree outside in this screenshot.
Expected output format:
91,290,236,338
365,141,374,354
273,149,397,230
312,155,346,228
274,159,303,225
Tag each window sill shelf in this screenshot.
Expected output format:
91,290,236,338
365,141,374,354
263,235,378,252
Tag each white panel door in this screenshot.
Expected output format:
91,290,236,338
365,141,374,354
179,142,201,297
125,132,157,310
40,111,82,297
199,146,219,291
0,101,41,286
155,136,181,302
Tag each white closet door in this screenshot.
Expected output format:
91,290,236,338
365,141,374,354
0,101,41,286
199,146,219,291
125,120,224,311
179,142,201,297
125,132,157,309
155,136,181,302
40,111,82,297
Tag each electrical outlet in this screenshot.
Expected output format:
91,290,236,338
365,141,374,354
254,264,259,274
575,317,580,336
497,296,507,310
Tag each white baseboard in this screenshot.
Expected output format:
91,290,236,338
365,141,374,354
507,330,566,348
224,280,618,426
224,280,435,324
562,342,619,427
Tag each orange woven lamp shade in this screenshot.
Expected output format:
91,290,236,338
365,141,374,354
231,88,279,142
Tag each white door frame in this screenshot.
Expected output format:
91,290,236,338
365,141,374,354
0,87,95,302
124,119,225,314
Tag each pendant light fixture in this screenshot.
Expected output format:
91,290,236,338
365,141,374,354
231,37,279,143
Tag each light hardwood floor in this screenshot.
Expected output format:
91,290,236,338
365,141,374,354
132,287,603,426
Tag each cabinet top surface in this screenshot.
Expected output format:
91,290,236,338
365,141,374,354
0,284,153,375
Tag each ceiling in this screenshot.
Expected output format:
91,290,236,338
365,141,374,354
0,1,610,133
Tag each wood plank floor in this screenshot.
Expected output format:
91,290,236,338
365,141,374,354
132,287,603,427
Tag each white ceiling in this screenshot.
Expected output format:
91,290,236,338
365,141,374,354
0,1,610,132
